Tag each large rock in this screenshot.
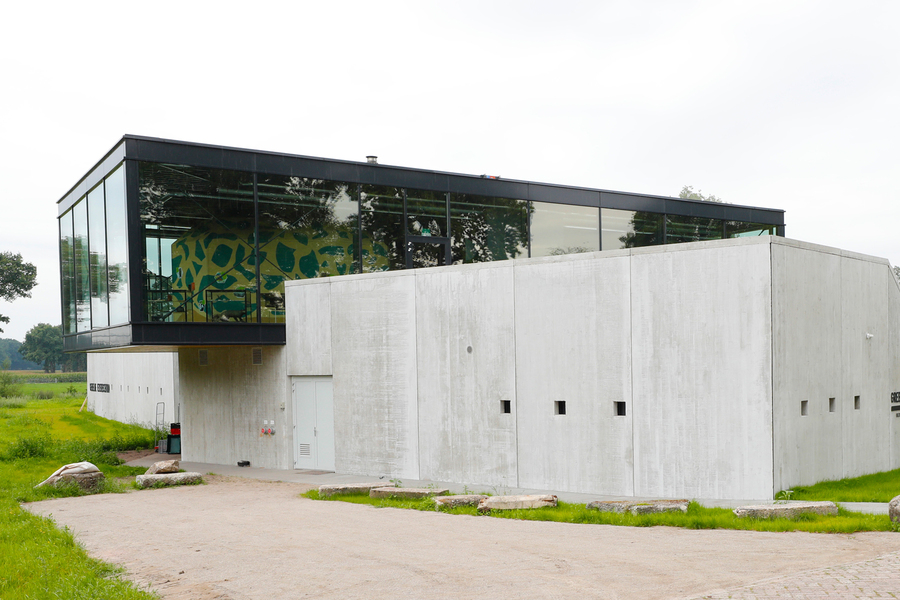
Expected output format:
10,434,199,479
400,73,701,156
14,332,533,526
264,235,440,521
733,501,838,519
318,482,395,497
587,499,689,515
434,495,489,509
36,461,102,490
56,471,106,492
146,459,180,475
888,495,900,524
478,494,557,512
370,487,449,499
136,472,203,489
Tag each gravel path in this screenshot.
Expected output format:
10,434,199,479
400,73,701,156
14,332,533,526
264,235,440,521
22,477,900,600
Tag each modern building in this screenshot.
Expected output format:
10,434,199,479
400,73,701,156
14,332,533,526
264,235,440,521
63,136,900,500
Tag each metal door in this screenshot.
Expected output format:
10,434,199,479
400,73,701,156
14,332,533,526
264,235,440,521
291,377,335,471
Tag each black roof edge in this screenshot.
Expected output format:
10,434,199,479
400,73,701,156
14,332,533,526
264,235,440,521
58,134,785,217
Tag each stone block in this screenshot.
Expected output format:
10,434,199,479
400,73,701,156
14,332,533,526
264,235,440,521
56,471,106,492
136,472,203,489
434,495,490,508
733,501,837,519
587,499,689,515
478,494,557,511
318,482,395,497
889,495,900,524
370,487,450,499
146,459,180,475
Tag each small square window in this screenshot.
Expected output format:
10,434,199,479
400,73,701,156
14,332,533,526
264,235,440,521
501,400,511,414
854,395,860,410
828,397,835,413
555,401,566,415
801,400,808,416
614,401,626,417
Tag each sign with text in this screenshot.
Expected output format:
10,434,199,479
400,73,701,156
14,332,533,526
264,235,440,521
89,383,110,393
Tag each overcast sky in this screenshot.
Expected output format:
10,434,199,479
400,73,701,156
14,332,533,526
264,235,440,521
0,1,897,342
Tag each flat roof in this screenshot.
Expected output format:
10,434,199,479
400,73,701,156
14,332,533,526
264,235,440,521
57,135,785,226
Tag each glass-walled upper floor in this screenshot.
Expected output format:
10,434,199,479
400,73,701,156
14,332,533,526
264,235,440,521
57,136,785,348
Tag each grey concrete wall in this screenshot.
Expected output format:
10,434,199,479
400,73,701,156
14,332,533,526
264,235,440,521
631,241,775,499
514,252,634,495
87,352,179,428
286,237,785,499
179,346,290,470
416,262,518,487
772,240,899,491
327,274,420,479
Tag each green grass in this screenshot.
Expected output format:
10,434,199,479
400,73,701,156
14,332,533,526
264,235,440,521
304,491,896,534
0,388,158,599
786,469,900,503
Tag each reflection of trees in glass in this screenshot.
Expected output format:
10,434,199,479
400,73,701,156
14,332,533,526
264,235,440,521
360,185,405,271
548,246,591,256
258,176,359,283
450,196,528,264
619,212,664,248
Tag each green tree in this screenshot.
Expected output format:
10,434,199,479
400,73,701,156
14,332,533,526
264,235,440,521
18,323,64,373
678,185,723,203
0,252,38,333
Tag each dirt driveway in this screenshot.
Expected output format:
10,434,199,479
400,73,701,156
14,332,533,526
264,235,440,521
23,477,900,599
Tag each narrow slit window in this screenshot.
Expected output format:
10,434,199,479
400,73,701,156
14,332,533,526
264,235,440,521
252,347,263,366
555,400,566,415
828,397,835,413
614,401,626,417
854,395,860,410
801,400,808,416
501,400,511,414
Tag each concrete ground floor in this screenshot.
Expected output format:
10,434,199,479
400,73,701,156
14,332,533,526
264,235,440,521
25,468,900,600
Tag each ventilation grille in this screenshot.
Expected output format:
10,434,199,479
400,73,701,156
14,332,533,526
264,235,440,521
298,444,311,456
252,347,263,366
198,349,209,366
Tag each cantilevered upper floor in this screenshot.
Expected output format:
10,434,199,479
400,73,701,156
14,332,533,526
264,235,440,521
57,135,785,352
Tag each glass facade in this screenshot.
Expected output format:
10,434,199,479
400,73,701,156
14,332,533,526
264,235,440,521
57,139,784,348
530,203,599,257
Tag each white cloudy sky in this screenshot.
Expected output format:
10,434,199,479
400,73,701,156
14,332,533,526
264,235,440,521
0,1,897,341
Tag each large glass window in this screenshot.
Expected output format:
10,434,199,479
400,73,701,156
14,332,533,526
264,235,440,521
665,214,723,244
406,189,447,238
604,209,663,249
59,211,75,334
139,162,255,323
360,185,404,272
105,165,129,326
450,194,528,263
726,221,777,238
530,202,599,257
73,200,91,332
257,175,359,323
87,184,108,328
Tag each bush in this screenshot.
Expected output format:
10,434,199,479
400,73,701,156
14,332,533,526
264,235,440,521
5,431,53,459
0,372,21,398
32,390,54,400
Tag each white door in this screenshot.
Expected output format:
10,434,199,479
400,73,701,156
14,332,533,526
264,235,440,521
292,377,335,471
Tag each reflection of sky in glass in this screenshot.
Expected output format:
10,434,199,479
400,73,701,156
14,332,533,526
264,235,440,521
600,208,635,251
530,203,599,257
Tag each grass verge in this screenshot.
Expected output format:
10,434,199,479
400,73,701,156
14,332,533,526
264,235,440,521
304,490,896,534
785,469,900,503
0,392,158,599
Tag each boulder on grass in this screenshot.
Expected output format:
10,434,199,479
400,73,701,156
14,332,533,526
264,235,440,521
478,495,557,512
888,495,900,524
146,459,180,475
587,499,689,515
318,483,395,497
35,461,103,491
733,501,837,519
136,472,202,489
434,495,489,509
370,487,449,499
